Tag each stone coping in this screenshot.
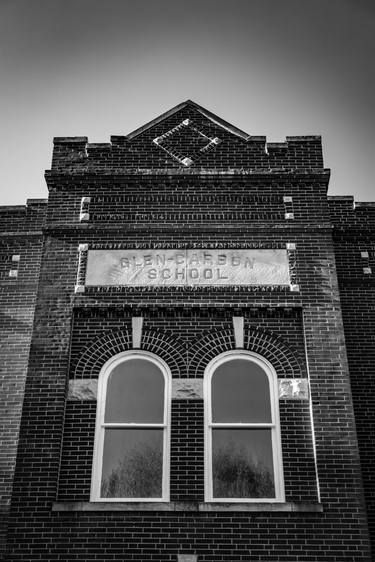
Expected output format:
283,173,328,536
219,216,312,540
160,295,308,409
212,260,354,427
52,501,323,513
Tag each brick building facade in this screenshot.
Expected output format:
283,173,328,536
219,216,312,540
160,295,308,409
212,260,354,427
0,101,373,560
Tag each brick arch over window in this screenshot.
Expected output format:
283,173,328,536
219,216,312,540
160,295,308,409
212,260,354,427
141,329,187,375
74,328,187,379
189,327,303,378
189,329,235,376
74,330,132,379
244,327,304,378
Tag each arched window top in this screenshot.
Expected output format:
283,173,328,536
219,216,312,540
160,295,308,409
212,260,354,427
92,351,171,502
205,351,284,503
105,357,165,423
211,357,271,423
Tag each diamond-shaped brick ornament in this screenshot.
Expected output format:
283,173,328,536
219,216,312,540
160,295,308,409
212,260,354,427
153,118,221,166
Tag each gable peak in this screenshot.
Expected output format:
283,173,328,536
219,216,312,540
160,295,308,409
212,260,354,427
127,100,250,141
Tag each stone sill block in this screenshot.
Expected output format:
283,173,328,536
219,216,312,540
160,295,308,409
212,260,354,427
52,501,323,513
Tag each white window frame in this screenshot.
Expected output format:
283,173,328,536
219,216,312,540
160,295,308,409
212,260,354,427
91,350,171,502
204,350,284,503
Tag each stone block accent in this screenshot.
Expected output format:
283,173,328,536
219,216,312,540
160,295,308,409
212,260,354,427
172,379,203,399
279,378,309,400
68,379,98,401
132,316,143,348
232,316,244,348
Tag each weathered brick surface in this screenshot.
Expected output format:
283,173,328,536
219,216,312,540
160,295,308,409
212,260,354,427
329,196,375,554
0,200,46,558
1,102,372,560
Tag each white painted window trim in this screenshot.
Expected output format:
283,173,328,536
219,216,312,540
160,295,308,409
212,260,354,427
91,350,171,502
204,350,285,503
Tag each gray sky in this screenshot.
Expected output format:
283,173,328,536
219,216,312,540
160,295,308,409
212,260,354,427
0,0,374,205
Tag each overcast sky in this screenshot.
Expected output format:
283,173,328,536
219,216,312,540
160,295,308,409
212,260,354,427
0,0,374,205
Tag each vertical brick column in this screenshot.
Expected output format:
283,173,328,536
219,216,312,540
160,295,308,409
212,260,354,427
301,237,371,557
0,201,45,558
7,236,76,554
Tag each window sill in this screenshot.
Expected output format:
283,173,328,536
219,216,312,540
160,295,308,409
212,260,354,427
52,501,323,513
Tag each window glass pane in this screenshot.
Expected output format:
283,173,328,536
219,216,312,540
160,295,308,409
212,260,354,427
101,428,163,498
212,428,275,498
212,359,271,423
105,359,165,423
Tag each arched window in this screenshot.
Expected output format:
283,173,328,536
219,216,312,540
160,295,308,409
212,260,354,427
91,351,171,501
204,351,284,502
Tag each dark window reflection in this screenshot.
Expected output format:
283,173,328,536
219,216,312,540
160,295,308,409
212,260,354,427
212,359,271,423
101,429,163,498
105,359,165,423
212,429,275,498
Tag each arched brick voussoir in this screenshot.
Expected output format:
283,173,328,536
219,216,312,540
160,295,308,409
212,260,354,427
141,329,187,376
74,330,132,379
245,327,304,378
74,328,188,379
188,329,235,377
73,326,303,381
188,327,304,379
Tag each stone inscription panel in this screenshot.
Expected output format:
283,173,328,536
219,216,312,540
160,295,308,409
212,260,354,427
85,249,290,287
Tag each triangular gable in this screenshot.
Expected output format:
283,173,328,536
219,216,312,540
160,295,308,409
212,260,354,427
123,100,254,168
127,100,250,141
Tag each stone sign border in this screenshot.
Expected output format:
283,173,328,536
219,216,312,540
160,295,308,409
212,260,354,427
74,243,298,294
